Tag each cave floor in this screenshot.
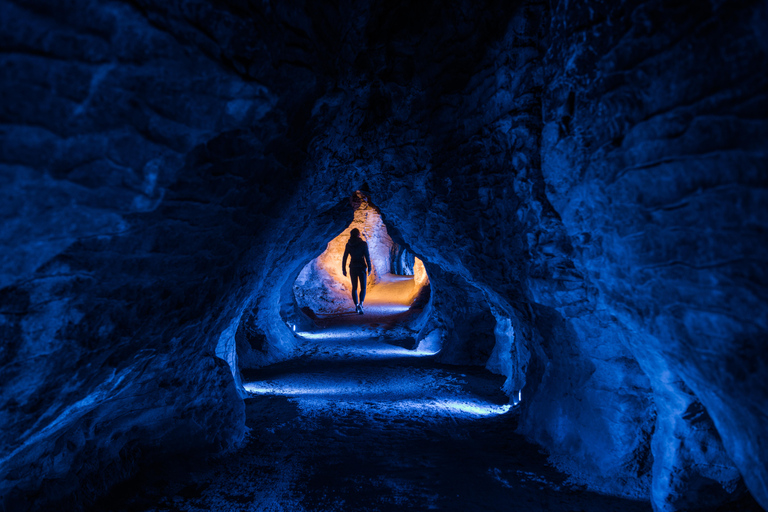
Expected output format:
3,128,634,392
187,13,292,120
99,333,653,512
300,273,427,337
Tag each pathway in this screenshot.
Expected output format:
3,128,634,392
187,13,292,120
98,285,655,512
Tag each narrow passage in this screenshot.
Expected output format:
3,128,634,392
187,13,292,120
100,282,653,512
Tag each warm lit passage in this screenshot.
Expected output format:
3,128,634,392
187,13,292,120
293,193,429,327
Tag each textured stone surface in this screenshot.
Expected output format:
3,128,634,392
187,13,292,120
540,0,768,509
1,1,766,511
0,0,309,508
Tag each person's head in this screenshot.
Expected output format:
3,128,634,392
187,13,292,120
350,228,360,240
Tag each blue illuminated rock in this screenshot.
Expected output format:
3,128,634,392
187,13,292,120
0,1,765,511
539,1,768,509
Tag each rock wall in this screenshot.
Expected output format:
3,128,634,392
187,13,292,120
1,0,766,511
540,0,768,509
0,0,323,509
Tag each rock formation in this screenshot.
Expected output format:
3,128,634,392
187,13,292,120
0,0,765,510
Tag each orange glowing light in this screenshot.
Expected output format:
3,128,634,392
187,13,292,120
294,195,430,314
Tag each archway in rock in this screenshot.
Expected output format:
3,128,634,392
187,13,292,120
290,192,431,344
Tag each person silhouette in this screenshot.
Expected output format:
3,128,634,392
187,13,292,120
342,228,372,314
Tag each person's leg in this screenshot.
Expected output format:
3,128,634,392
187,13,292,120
359,271,367,304
350,269,359,305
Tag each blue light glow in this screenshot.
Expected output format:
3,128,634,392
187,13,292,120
244,380,512,418
400,399,512,417
292,331,438,358
244,330,511,420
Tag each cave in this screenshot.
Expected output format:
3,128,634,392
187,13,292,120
1,1,766,511
289,190,430,328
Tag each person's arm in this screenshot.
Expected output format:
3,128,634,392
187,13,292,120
342,244,349,276
364,242,372,275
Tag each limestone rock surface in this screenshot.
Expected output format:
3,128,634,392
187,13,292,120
1,1,766,511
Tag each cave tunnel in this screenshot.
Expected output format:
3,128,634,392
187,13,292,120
1,1,767,511
290,190,431,327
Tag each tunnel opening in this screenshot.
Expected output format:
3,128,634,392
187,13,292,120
286,191,432,346
225,191,439,386
241,197,513,425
